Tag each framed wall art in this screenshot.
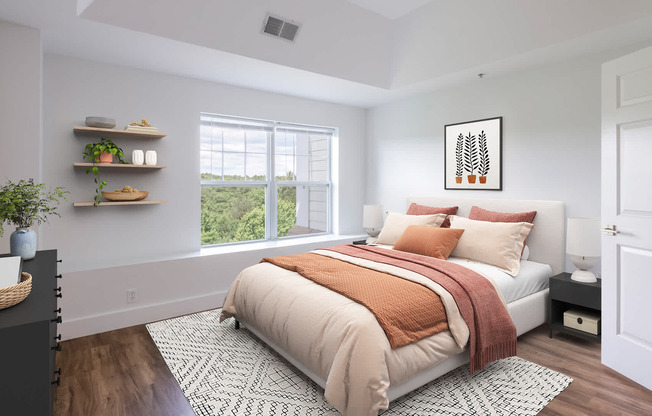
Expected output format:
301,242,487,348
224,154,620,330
444,116,502,190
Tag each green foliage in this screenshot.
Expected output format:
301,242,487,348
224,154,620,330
82,137,127,206
276,199,297,237
0,179,68,237
200,186,297,245
234,206,265,241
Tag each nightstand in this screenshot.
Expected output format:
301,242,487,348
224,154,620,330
548,272,601,342
352,239,368,245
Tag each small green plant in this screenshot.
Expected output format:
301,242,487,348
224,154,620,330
82,137,127,206
0,179,68,237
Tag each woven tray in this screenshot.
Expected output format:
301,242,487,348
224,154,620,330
0,272,32,310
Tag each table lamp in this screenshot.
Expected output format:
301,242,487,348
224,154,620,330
566,217,600,283
363,205,384,242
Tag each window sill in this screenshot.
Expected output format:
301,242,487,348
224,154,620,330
199,233,366,257
66,234,367,273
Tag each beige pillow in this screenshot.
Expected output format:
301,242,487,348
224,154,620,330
449,216,534,276
375,212,447,246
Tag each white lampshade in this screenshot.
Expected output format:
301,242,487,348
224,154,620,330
566,217,601,257
566,217,600,283
363,205,384,229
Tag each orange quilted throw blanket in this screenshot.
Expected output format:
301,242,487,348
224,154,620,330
325,245,517,374
262,253,449,349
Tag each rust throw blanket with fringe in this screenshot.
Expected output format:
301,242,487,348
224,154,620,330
262,253,449,349
324,245,517,373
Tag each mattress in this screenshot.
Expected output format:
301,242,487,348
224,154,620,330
371,244,552,304
447,257,552,303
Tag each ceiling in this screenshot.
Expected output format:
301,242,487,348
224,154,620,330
2,0,652,107
346,0,436,20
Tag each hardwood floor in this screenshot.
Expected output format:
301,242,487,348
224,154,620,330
54,321,652,416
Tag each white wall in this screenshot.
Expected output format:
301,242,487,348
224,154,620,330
0,21,41,253
40,55,365,339
366,51,640,273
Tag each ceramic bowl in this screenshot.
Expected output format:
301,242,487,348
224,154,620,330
85,116,116,129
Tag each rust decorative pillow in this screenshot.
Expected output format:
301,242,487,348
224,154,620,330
406,203,458,228
468,206,536,224
394,225,464,260
374,212,447,246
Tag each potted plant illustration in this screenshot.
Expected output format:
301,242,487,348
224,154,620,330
478,130,490,184
0,179,68,259
455,133,464,183
463,132,478,183
82,137,127,206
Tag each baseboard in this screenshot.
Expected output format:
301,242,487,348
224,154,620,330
60,290,227,340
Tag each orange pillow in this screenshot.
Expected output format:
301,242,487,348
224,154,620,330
394,225,464,260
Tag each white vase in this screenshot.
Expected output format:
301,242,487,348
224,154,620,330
145,150,157,166
132,150,144,165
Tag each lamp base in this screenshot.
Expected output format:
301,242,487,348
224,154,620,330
365,228,381,238
570,269,597,283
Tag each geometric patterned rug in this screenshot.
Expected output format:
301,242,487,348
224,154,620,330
146,309,572,416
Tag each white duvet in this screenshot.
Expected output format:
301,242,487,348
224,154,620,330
221,249,510,415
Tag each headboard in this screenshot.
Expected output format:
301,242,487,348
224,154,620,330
406,197,565,274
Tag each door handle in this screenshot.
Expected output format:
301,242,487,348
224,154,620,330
602,225,620,236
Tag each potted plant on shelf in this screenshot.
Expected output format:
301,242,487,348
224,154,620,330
82,137,127,206
0,179,68,259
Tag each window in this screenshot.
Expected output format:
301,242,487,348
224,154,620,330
200,114,333,246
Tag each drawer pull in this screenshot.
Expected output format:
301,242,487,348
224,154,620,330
52,343,62,351
51,316,62,324
56,274,63,279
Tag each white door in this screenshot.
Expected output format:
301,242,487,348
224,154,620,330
602,45,652,390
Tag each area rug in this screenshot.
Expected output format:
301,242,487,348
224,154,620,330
147,309,572,416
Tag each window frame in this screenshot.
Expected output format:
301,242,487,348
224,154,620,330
200,113,334,247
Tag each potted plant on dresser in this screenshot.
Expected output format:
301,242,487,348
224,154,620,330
0,179,68,259
82,137,127,206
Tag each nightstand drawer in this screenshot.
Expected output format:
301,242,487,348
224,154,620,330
550,277,601,310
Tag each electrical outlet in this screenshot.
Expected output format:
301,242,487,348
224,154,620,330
127,288,137,304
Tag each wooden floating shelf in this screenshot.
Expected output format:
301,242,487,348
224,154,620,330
73,126,167,139
73,163,166,169
73,200,167,207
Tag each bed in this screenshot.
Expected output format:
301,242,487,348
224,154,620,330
221,197,564,415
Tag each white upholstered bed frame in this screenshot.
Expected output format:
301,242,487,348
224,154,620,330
239,197,565,407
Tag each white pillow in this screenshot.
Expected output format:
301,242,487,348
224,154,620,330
449,216,534,276
375,212,447,246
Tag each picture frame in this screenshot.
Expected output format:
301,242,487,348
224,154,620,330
444,116,502,190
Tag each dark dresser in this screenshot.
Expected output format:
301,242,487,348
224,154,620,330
0,250,61,416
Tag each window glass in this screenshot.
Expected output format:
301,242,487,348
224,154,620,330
201,113,333,246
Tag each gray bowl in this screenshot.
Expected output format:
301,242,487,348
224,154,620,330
85,116,116,129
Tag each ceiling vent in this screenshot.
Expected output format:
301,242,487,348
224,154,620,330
262,14,301,42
